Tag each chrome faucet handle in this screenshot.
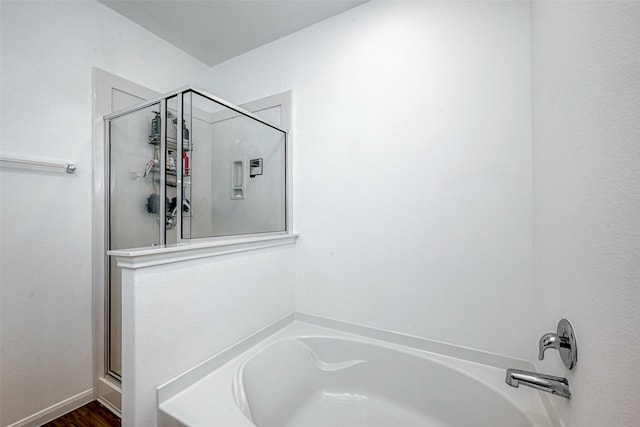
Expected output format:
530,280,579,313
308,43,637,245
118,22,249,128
538,333,560,360
538,319,577,370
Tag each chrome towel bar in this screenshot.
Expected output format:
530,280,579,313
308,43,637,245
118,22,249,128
0,156,76,174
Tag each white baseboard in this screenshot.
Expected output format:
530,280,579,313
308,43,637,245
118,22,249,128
6,388,94,427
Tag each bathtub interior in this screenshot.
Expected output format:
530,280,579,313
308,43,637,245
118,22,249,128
234,337,536,427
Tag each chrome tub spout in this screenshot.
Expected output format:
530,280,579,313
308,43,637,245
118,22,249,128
505,368,571,399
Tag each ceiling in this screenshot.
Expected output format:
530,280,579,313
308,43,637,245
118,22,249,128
98,0,367,67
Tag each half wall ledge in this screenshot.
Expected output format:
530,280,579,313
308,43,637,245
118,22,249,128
108,233,298,269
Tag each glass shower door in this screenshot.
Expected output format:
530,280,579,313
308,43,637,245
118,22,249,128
107,102,162,377
183,90,287,240
104,87,289,381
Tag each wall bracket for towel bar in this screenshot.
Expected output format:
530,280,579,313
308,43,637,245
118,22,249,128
0,157,76,174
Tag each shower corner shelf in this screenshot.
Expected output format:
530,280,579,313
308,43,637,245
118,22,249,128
150,166,178,187
148,134,190,151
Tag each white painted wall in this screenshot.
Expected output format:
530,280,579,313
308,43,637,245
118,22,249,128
6,1,637,426
531,1,640,425
208,1,534,358
0,1,213,425
119,248,295,427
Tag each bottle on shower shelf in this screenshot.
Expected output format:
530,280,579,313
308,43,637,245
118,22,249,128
183,152,190,176
167,156,176,172
151,112,160,138
182,119,189,141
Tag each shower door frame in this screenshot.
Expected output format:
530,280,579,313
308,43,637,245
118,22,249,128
97,84,293,397
92,68,160,414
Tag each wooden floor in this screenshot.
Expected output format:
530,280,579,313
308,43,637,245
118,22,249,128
41,401,120,427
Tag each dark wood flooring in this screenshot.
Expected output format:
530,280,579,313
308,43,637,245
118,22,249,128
41,401,120,427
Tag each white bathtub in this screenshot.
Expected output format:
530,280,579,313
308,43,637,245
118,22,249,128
159,319,557,427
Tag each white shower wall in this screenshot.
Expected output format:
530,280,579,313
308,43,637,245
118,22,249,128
109,106,163,250
209,106,286,236
185,104,285,238
208,0,534,358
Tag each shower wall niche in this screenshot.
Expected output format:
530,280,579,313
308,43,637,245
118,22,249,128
104,88,288,379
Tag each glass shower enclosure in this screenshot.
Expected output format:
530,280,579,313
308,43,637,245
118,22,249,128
104,88,287,379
